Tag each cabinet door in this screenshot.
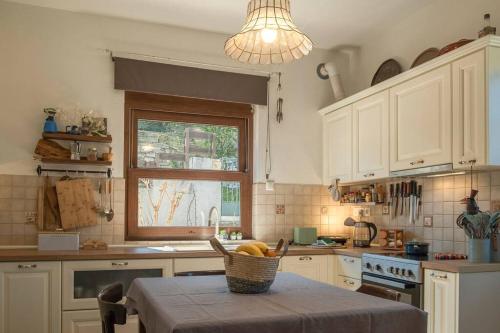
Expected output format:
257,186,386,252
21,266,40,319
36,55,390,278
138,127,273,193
323,106,352,184
281,255,329,283
424,269,457,333
390,65,452,171
352,90,389,181
0,262,61,333
452,50,486,168
63,310,139,333
62,259,173,310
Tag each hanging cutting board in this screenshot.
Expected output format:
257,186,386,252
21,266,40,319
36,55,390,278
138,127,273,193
56,178,97,230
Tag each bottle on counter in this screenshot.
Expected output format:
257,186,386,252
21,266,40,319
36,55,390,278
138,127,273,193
479,13,496,38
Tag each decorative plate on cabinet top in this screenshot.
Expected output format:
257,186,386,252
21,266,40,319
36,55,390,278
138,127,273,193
410,48,440,68
371,59,402,86
438,39,475,55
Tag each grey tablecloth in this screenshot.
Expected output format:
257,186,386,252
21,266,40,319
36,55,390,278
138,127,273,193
126,272,426,333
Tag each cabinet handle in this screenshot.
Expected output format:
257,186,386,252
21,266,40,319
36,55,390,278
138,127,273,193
343,258,355,264
363,173,375,178
299,256,312,261
430,272,448,279
459,159,476,165
410,159,424,166
111,262,129,267
343,279,355,285
18,264,37,269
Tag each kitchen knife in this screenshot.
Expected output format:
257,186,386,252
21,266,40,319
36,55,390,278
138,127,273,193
417,184,422,219
400,182,405,216
389,183,394,206
394,183,400,218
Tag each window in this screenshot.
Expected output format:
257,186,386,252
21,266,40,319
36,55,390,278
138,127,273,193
125,92,253,240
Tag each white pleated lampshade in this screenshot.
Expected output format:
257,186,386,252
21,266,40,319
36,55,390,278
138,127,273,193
224,0,313,65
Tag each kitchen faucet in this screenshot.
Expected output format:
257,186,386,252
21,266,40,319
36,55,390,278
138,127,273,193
208,206,220,239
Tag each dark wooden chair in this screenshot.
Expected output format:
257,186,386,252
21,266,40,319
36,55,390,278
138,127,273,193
97,283,127,333
356,284,402,302
174,270,226,277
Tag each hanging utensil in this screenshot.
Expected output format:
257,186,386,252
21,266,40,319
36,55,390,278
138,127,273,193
106,178,114,222
394,183,400,218
276,72,284,123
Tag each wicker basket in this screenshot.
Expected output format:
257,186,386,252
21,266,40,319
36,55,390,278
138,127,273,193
210,238,288,294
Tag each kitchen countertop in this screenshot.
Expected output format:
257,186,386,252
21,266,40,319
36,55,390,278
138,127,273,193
0,245,398,262
422,260,500,273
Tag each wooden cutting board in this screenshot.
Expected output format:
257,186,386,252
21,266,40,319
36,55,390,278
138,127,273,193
56,178,97,230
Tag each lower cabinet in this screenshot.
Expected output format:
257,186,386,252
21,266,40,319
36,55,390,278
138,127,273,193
424,269,457,333
0,261,61,333
281,255,329,283
174,257,224,273
333,255,362,290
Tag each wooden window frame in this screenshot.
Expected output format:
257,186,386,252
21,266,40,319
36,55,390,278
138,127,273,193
124,92,253,241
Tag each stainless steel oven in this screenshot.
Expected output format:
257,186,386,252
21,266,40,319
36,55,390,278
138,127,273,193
362,253,426,309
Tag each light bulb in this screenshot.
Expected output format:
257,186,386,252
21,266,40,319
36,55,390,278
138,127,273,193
261,28,277,44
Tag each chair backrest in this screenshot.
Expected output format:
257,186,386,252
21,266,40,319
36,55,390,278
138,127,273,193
357,284,402,302
97,283,127,333
174,270,226,277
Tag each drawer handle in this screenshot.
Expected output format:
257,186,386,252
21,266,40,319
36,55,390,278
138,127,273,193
410,159,424,166
299,256,312,261
363,173,375,178
18,264,37,269
343,279,355,286
343,258,355,263
111,262,129,267
430,272,448,279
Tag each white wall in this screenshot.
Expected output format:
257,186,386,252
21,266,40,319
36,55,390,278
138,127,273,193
347,0,500,93
0,1,336,184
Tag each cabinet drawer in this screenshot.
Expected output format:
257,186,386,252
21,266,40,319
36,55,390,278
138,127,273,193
336,275,361,291
336,255,361,279
63,310,138,333
174,258,224,273
62,259,173,310
281,255,329,283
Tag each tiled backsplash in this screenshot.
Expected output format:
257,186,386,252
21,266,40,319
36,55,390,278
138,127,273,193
253,172,499,255
1,172,499,253
0,175,125,246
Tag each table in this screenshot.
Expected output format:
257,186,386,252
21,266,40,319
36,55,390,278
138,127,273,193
126,272,426,333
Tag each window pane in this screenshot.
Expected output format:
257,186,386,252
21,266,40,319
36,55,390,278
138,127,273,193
137,119,239,171
138,178,240,228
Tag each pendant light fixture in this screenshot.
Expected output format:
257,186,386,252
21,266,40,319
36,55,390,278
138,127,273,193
224,0,313,65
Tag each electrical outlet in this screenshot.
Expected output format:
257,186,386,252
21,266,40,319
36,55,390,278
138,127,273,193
424,216,433,227
491,200,500,211
25,211,37,224
382,205,390,215
352,207,370,217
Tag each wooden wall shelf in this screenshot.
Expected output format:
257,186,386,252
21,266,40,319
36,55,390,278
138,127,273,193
42,132,112,143
40,158,112,166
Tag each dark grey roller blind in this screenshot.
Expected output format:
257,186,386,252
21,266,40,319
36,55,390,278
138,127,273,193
114,57,268,105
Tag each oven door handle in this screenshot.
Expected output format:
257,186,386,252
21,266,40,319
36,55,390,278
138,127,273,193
363,274,416,289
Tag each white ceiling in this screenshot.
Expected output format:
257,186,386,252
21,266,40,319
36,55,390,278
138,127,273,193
6,0,432,49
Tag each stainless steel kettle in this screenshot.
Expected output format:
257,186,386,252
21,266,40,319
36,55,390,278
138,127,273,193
344,217,378,248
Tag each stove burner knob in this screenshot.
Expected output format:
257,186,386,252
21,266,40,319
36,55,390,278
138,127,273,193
395,267,400,275
375,264,382,272
401,269,407,277
407,270,414,277
365,262,373,270
387,267,394,274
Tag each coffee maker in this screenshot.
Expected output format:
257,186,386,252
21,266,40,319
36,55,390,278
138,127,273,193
344,217,378,248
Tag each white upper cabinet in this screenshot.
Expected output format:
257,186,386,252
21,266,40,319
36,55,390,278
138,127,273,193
352,90,389,181
323,105,352,184
389,65,452,171
452,50,486,168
